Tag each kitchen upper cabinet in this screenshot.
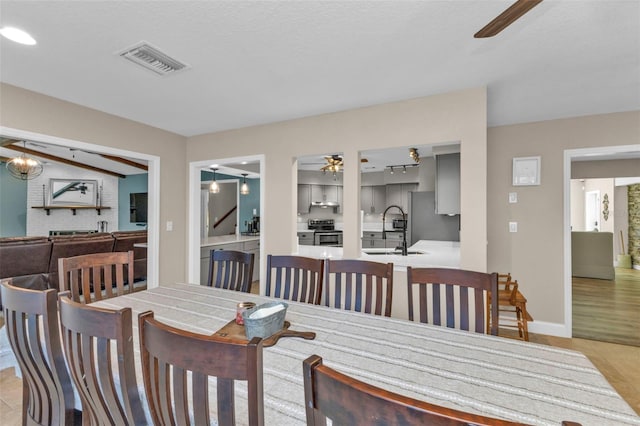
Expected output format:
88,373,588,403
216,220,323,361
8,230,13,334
360,185,386,214
297,184,311,214
435,153,460,215
311,184,339,203
385,183,417,212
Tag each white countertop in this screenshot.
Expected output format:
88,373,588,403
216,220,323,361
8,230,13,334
201,234,260,247
295,240,460,270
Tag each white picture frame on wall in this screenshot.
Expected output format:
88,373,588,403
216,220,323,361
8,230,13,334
512,156,541,186
49,178,98,206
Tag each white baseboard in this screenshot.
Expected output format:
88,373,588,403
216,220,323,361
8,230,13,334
528,320,571,338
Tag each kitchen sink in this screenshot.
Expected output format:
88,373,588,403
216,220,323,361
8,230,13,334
362,250,426,255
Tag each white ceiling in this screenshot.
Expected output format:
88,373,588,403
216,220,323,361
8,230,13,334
0,1,638,175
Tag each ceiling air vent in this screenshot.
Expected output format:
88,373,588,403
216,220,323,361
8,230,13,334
118,42,189,76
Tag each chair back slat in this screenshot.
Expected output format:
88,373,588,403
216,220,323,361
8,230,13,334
1,281,77,426
266,255,324,304
59,250,134,304
138,310,265,425
303,354,530,426
207,249,255,293
407,267,498,335
58,293,147,425
324,259,393,317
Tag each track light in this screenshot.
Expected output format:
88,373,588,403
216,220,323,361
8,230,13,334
390,166,394,175
403,165,407,174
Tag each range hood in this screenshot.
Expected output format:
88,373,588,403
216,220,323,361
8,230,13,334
310,201,340,209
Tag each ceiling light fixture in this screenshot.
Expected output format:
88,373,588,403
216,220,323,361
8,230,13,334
6,141,44,180
0,27,36,45
209,168,220,194
390,166,394,175
409,148,420,163
403,165,407,174
240,173,250,195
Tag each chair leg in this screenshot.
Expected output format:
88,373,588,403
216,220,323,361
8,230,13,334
520,305,530,341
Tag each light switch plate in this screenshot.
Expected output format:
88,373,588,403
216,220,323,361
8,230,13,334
166,221,173,231
509,222,518,233
509,192,518,203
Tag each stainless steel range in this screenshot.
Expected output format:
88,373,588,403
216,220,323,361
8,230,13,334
308,219,342,247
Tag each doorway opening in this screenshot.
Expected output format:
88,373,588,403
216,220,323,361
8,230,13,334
564,144,640,346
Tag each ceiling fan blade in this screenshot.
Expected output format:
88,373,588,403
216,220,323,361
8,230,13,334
474,0,543,38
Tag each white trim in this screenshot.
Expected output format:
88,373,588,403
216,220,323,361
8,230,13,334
188,155,264,286
0,126,160,288
563,143,640,339
527,320,570,338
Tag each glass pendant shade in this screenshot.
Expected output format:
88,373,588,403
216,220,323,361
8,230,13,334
209,168,220,193
240,174,250,195
6,152,43,180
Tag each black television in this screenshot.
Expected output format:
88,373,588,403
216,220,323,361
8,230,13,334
129,192,148,223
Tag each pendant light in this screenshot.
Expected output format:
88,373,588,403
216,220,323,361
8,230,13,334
6,141,44,180
240,173,250,195
209,168,220,193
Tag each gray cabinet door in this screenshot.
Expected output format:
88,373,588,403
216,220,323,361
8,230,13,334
435,153,460,215
297,232,314,245
386,183,417,212
361,186,373,213
298,184,311,213
372,185,387,213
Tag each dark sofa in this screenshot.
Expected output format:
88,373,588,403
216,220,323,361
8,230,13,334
0,230,148,300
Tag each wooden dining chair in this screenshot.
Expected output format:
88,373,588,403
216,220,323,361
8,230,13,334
265,254,324,304
58,292,147,426
0,280,80,426
138,310,265,426
324,259,394,317
207,249,255,293
407,267,498,335
58,250,134,304
303,354,525,426
488,273,533,341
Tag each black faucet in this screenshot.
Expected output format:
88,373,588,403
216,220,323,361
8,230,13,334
382,205,408,256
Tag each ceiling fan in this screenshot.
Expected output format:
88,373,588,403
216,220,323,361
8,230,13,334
319,154,368,172
474,0,543,38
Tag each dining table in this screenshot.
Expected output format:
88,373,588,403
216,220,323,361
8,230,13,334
91,282,640,426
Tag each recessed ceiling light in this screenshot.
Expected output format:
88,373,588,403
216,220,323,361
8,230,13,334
0,27,36,45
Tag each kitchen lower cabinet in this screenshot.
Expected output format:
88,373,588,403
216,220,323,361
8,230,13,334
200,240,258,285
297,231,314,246
383,231,405,249
361,231,384,249
243,239,261,283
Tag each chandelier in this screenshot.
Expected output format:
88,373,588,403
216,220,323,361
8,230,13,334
6,142,44,180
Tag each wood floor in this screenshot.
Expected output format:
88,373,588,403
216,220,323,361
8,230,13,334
573,267,640,346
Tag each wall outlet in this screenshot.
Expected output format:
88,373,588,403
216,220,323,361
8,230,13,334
166,221,173,231
509,222,518,233
509,192,518,203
